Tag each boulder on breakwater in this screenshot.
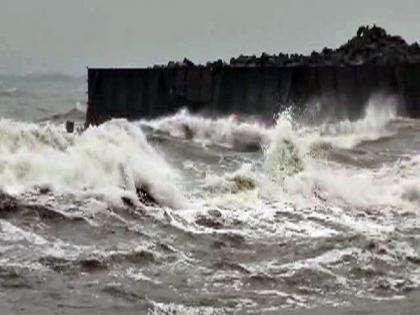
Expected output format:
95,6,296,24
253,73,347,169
86,25,420,126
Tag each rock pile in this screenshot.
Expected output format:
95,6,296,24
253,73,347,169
158,25,420,68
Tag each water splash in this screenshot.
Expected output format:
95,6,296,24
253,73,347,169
139,108,270,150
0,118,185,208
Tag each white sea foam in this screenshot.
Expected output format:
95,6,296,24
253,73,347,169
139,108,271,150
298,96,398,149
156,101,420,240
150,302,226,315
1,98,418,230
258,100,420,210
0,118,185,208
140,97,398,153
139,99,419,218
0,219,48,245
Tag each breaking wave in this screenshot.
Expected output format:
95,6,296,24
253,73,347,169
0,119,185,208
139,109,271,150
140,97,398,152
3,75,420,313
260,104,420,209
299,98,399,149
0,98,419,313
188,101,420,211
0,97,413,212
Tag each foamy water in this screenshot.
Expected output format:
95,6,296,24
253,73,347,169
1,82,420,314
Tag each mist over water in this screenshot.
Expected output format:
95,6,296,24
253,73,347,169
1,76,420,314
0,75,85,121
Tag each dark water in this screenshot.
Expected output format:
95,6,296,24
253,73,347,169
0,76,420,314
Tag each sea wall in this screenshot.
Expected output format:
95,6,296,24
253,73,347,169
86,64,420,126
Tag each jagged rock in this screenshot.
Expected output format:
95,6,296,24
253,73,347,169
212,59,225,68
161,25,420,68
183,58,195,67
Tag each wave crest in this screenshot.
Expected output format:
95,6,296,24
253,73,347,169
140,109,270,150
0,119,184,208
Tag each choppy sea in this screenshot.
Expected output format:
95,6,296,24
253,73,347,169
1,75,420,314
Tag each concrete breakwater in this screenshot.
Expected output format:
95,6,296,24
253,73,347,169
86,26,420,126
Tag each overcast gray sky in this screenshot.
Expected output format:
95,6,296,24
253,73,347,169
1,0,419,75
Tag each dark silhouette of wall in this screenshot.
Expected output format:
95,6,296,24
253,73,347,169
86,64,420,126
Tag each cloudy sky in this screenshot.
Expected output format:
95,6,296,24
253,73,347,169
1,0,419,75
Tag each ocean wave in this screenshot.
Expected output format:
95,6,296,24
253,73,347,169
0,102,417,226
139,108,271,151
1,108,419,312
139,96,399,154
298,96,399,149
0,118,185,208
257,105,419,209
138,101,419,211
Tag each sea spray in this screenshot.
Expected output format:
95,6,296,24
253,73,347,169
263,111,305,186
0,119,185,208
139,108,271,150
299,96,399,149
2,75,420,313
259,103,420,208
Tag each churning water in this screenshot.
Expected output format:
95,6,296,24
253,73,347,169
1,76,420,315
